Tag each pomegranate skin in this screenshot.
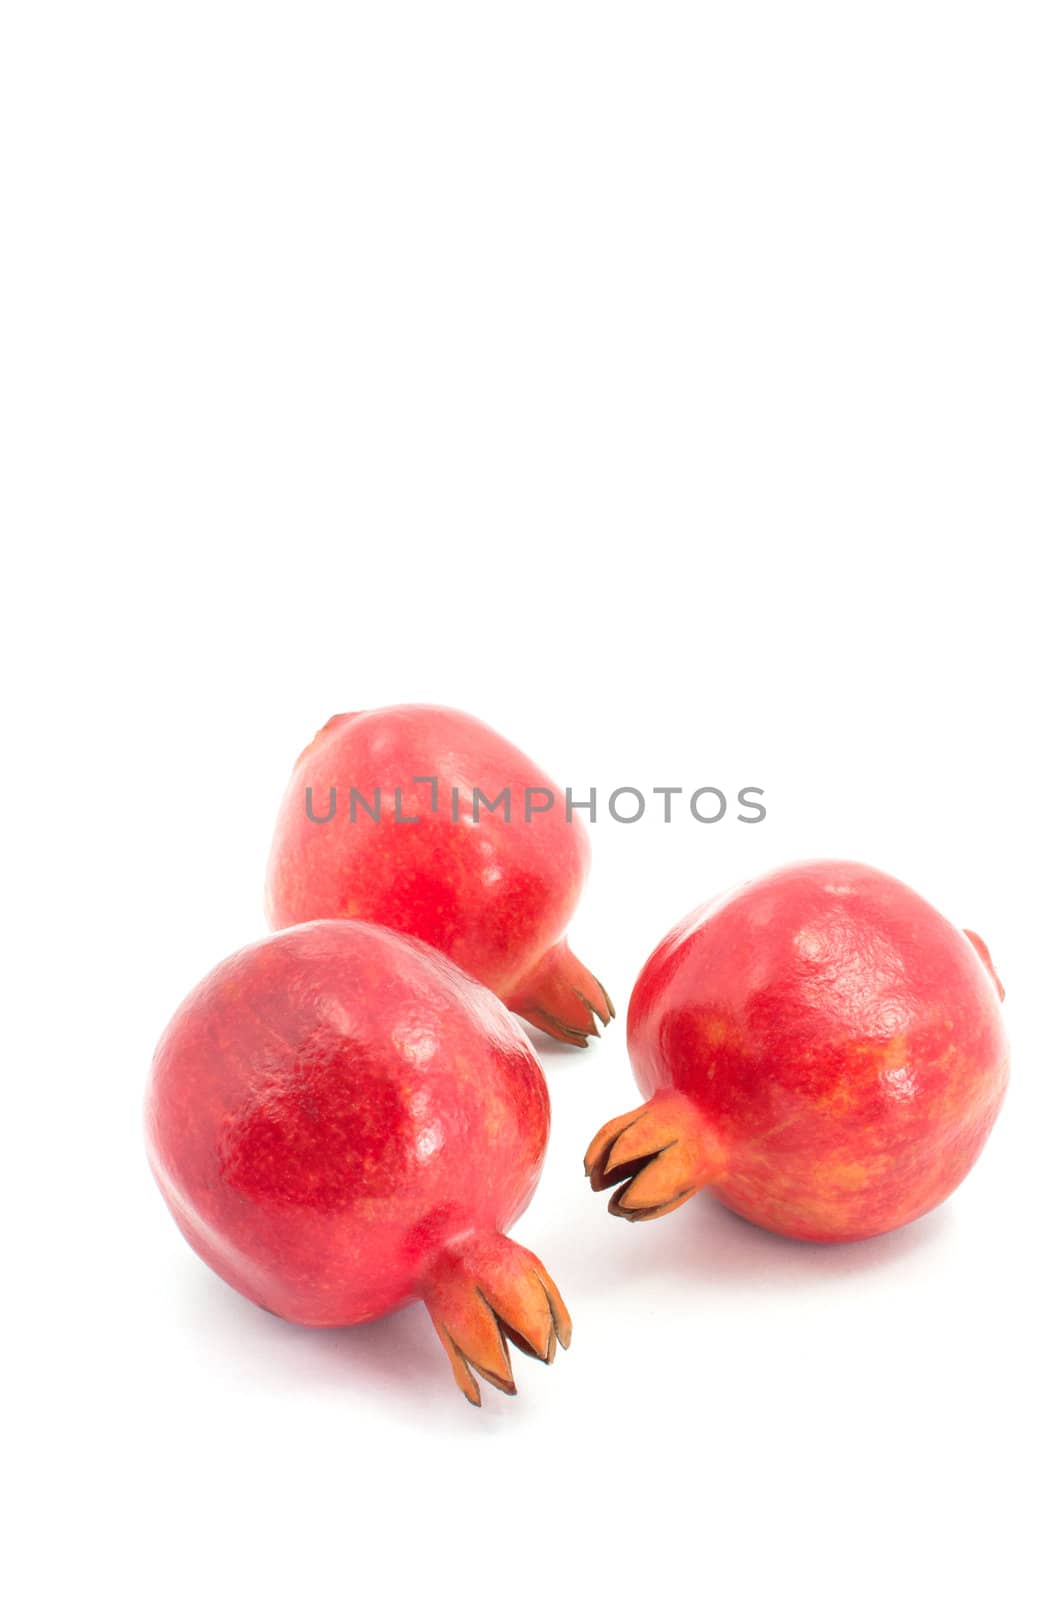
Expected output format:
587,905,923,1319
265,706,612,1046
588,861,1008,1243
146,921,570,1401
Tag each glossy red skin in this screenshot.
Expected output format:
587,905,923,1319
145,921,550,1325
265,706,590,1004
628,861,1009,1242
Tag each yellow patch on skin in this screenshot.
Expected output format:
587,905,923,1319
823,1077,861,1113
700,1017,734,1047
484,1108,507,1140
695,1014,741,1082
879,1036,909,1071
815,1035,916,1114
825,1161,869,1191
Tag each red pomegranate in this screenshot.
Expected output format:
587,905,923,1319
585,860,1008,1242
266,706,612,1046
146,920,570,1404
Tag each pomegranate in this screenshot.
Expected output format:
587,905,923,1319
585,860,1008,1242
265,706,612,1046
146,920,570,1404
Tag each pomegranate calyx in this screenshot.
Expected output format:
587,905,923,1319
422,1232,571,1407
507,942,615,1047
963,928,1006,1001
584,1091,719,1222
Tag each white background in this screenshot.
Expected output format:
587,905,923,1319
4,5,1061,1597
